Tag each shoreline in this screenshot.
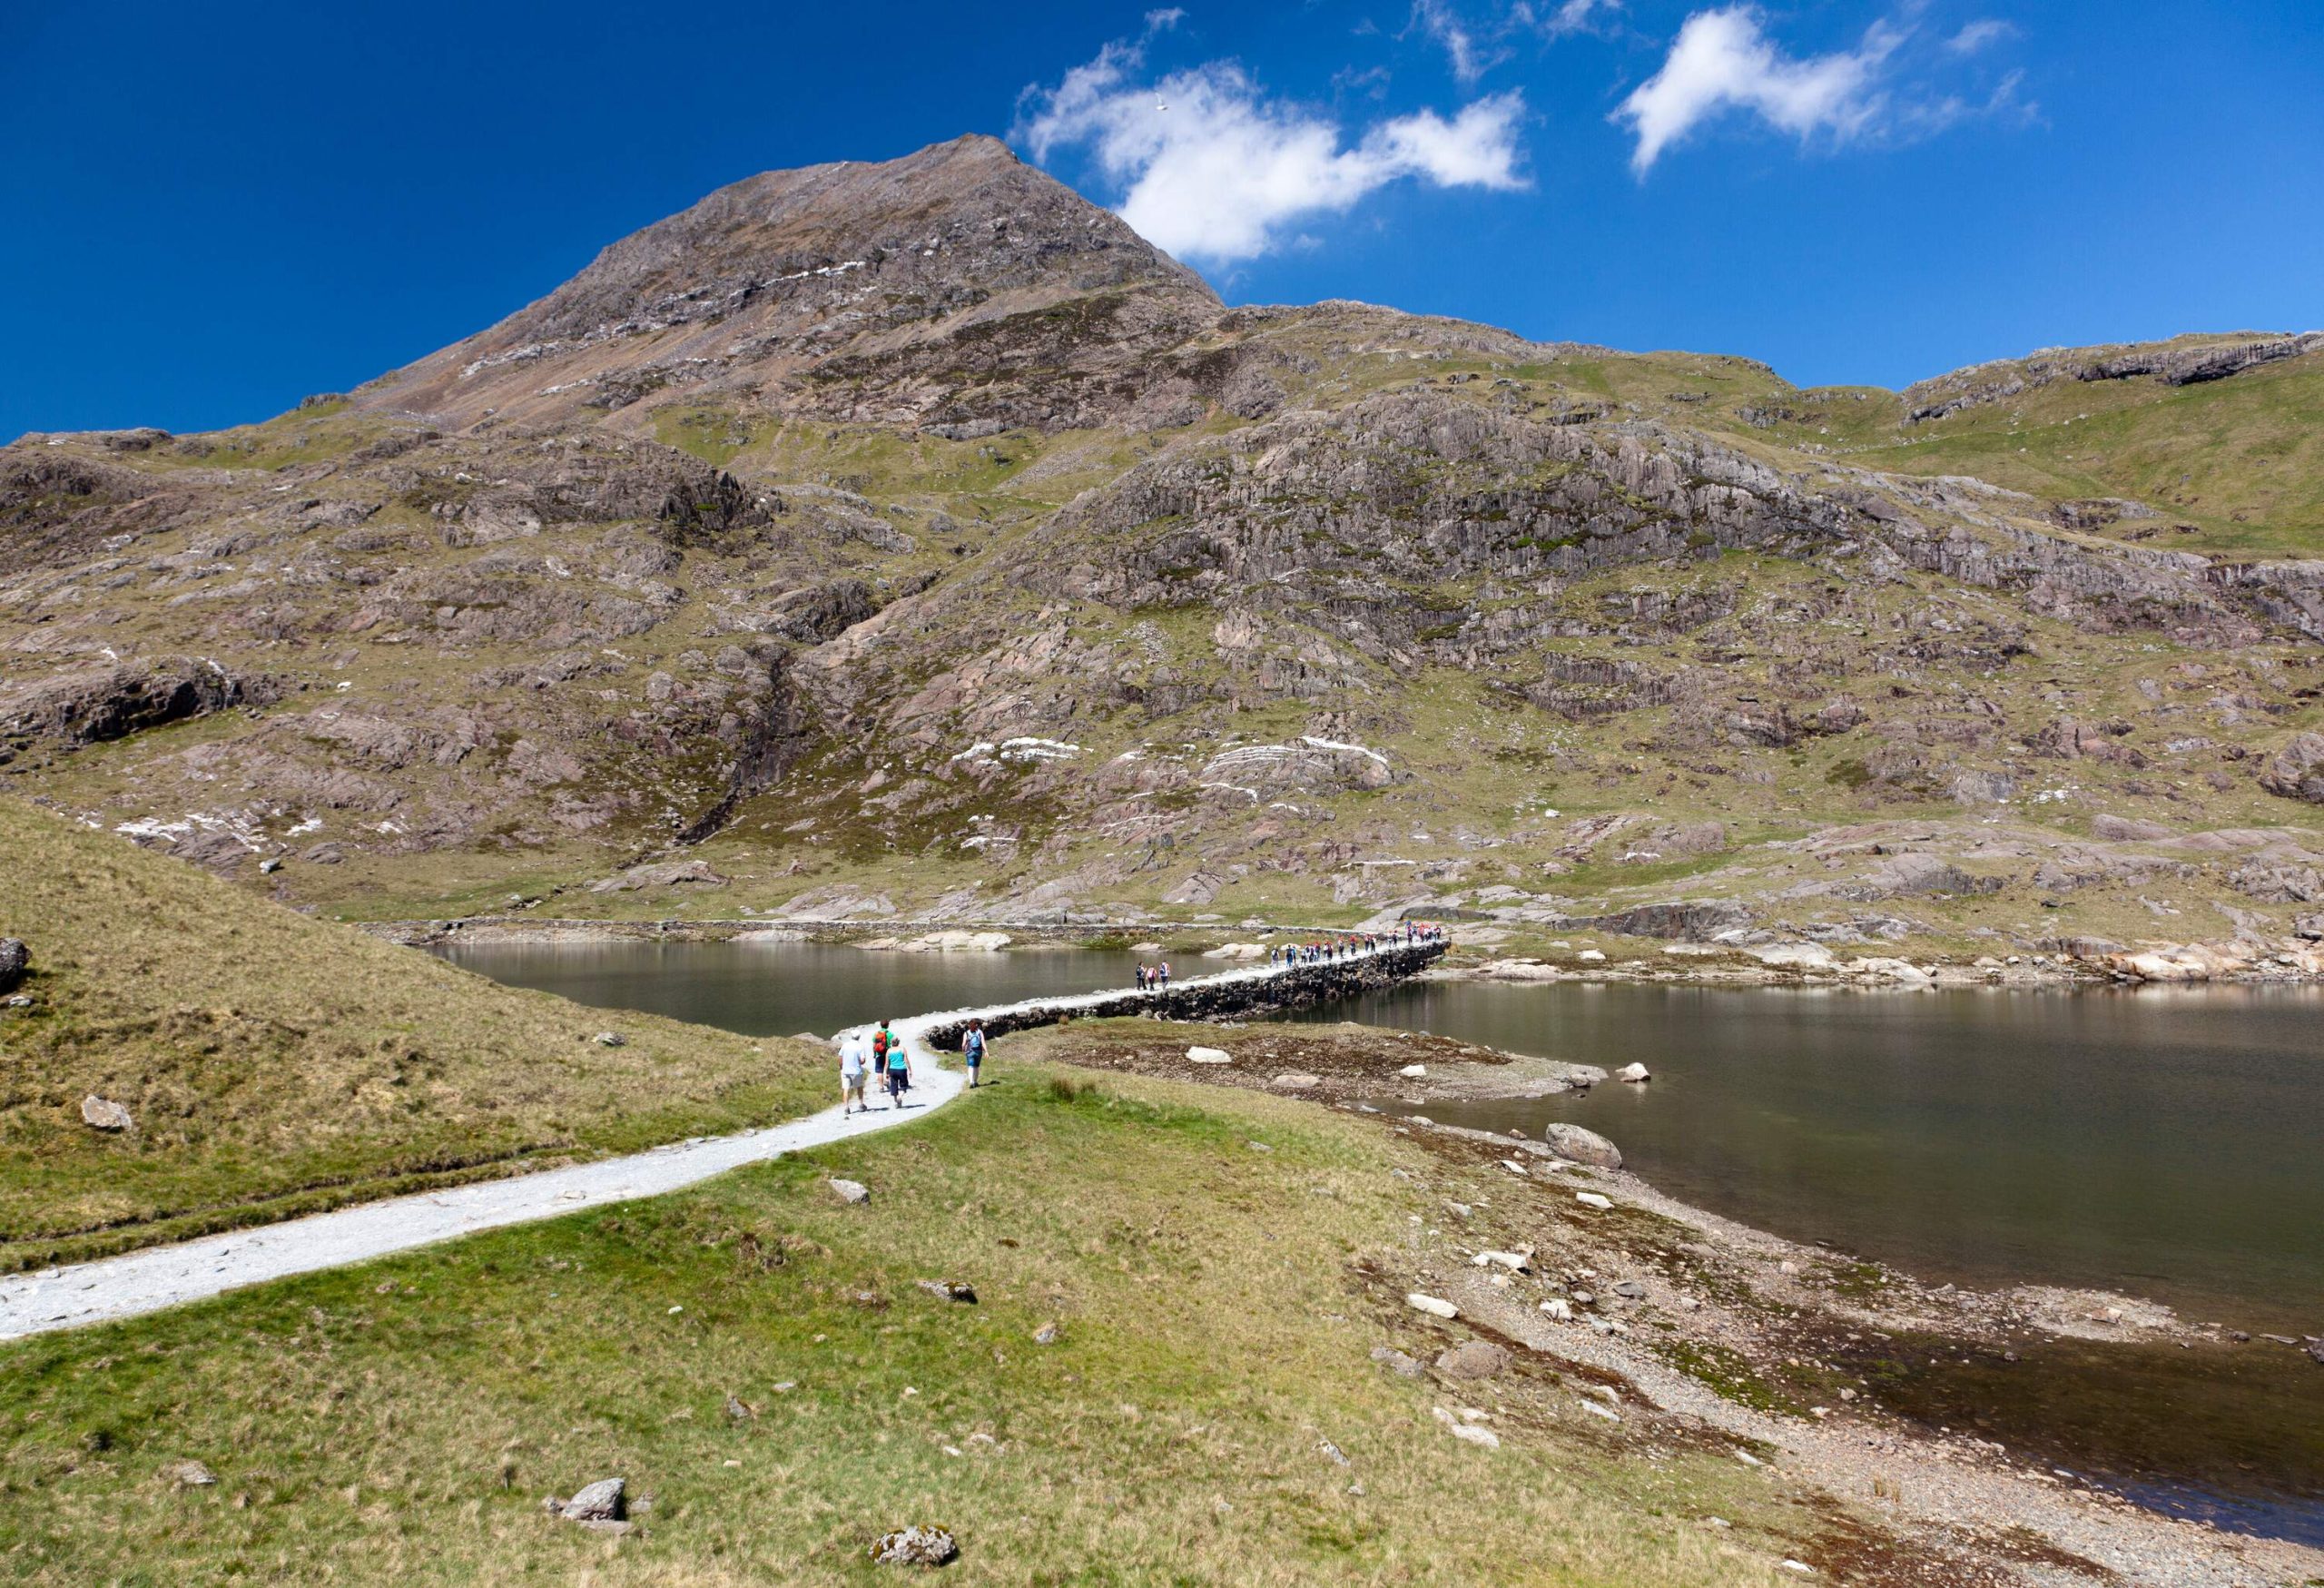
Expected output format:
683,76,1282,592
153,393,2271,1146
1009,1015,2324,1580
368,912,2324,989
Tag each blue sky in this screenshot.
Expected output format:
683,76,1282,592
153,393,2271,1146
5,0,2319,438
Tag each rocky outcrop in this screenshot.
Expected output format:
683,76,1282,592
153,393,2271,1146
2259,733,2324,804
0,660,274,766
0,938,25,995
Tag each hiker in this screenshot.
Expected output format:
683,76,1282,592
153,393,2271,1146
1158,960,1170,989
1136,963,1149,991
963,1019,988,1089
840,1028,871,1116
883,1020,910,1107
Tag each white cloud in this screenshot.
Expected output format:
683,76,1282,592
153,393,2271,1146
1410,0,1496,84
1945,18,2014,54
1525,0,1620,35
1018,39,1527,263
1614,6,1905,173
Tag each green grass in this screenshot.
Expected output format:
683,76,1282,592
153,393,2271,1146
0,801,828,1270
0,1057,1813,1586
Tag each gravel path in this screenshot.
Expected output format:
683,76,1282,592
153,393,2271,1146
0,943,1405,1341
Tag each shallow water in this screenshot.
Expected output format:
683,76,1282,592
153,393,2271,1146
1276,980,2324,1335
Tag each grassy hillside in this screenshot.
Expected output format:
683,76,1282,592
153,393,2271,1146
0,799,827,1269
0,1051,1824,1587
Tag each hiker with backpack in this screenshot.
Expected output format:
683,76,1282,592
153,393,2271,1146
963,1019,988,1088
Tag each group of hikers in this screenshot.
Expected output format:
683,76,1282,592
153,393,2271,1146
835,920,1446,1111
1267,920,1442,967
838,1016,989,1115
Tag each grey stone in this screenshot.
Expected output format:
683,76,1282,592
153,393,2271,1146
724,1394,755,1422
916,1278,977,1304
158,1459,217,1488
593,1031,625,1047
0,938,28,994
828,1179,872,1205
1612,1280,1648,1299
1541,1122,1622,1170
1370,1345,1425,1377
1615,1062,1650,1084
81,1095,133,1132
557,1476,625,1522
1434,1340,1512,1380
1033,1322,1061,1346
870,1524,959,1566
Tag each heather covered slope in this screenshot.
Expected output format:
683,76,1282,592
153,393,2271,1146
4,134,2322,963
0,799,824,1269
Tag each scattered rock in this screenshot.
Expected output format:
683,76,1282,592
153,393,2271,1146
158,1459,217,1488
1398,1063,1427,1078
554,1476,625,1523
1033,1322,1061,1346
80,1095,133,1132
1405,1292,1459,1319
828,1179,872,1206
0,938,29,995
1574,1191,1613,1211
1317,1439,1350,1466
1434,1340,1512,1380
1541,1298,1574,1322
593,1031,625,1047
1612,1280,1648,1299
1541,1122,1622,1169
1615,1062,1650,1084
1270,1072,1322,1089
588,858,729,893
258,856,282,874
1577,949,1607,962
1186,1045,1232,1064
2258,732,2324,804
869,1524,959,1566
1371,1345,1425,1376
1471,1248,1532,1273
723,1395,755,1423
916,1279,978,1304
1432,1406,1501,1448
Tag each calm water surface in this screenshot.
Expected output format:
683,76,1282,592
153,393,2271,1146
1276,980,2324,1333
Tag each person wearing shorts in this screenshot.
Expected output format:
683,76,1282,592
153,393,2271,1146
963,1019,987,1088
840,1029,871,1116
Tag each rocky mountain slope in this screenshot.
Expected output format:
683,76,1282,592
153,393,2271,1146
5,134,2322,970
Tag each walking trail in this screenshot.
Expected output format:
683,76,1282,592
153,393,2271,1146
0,944,1406,1342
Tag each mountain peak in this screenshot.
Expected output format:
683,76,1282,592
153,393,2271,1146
359,135,1215,427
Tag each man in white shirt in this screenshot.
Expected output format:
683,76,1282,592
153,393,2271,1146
840,1029,871,1116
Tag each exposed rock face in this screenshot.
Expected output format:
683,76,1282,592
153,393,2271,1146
2259,733,2324,804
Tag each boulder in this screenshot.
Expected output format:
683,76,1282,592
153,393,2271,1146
1398,1063,1427,1078
158,1459,217,1488
1612,1280,1649,1299
1370,1345,1425,1377
556,1477,625,1523
828,1179,872,1206
1615,1062,1650,1084
1033,1322,1061,1346
1405,1292,1459,1319
2259,733,2324,804
1431,1406,1501,1448
1574,1191,1613,1211
81,1095,133,1132
916,1279,978,1304
0,937,29,994
1185,1046,1232,1064
587,858,729,893
1270,1072,1322,1089
1541,1122,1622,1169
1434,1340,1512,1380
870,1524,960,1566
593,1031,626,1047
